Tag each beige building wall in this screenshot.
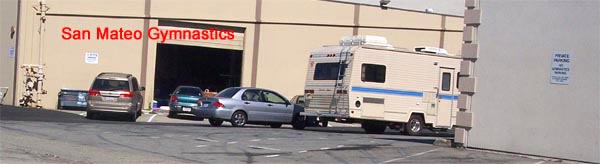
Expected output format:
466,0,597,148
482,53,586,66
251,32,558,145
456,0,599,163
256,25,354,98
13,0,463,108
0,0,19,105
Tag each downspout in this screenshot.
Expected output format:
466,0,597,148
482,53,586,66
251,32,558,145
37,0,48,106
12,0,22,105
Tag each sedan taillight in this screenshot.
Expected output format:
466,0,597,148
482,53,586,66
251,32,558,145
213,101,224,108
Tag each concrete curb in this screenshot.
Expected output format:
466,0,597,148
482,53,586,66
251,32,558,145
433,138,453,147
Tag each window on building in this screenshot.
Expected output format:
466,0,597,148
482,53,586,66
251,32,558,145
314,63,346,80
442,72,451,91
361,64,386,83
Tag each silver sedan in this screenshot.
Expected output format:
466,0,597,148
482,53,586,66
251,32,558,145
194,87,306,129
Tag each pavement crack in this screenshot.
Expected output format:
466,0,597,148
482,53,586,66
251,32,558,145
97,133,208,164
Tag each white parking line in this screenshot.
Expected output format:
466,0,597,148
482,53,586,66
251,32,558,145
264,154,280,158
195,138,219,142
250,139,261,142
379,148,441,164
337,145,345,148
533,161,545,164
248,145,280,151
195,145,208,148
147,114,157,122
79,112,87,116
320,147,331,150
227,141,238,144
298,150,308,153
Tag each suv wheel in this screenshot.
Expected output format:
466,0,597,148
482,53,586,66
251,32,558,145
86,111,95,119
129,111,138,122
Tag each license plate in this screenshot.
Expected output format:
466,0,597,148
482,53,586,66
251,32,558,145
183,107,191,112
103,97,117,102
202,103,208,107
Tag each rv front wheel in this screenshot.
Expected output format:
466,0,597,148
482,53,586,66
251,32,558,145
404,115,424,136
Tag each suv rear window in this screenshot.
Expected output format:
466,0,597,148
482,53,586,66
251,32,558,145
215,88,241,98
91,79,130,91
177,87,202,96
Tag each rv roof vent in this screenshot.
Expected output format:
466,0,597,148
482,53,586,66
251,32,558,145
340,35,392,48
414,46,449,55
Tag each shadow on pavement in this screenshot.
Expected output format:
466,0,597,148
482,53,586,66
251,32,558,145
57,106,86,111
374,137,437,144
1,105,454,138
167,113,204,121
301,125,454,138
0,105,302,130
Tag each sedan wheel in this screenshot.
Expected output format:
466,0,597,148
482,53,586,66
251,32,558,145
230,111,247,127
209,119,223,126
270,124,282,128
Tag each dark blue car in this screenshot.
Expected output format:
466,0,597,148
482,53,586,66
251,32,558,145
168,86,203,117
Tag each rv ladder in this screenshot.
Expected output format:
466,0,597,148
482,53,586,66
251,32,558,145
329,46,351,114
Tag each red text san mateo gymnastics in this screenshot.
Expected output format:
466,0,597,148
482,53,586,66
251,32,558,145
61,26,235,43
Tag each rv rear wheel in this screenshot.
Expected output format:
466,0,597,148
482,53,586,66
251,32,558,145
404,115,424,136
362,121,387,134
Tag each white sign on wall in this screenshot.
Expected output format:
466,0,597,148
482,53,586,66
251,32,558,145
8,47,15,58
550,52,571,85
85,52,98,64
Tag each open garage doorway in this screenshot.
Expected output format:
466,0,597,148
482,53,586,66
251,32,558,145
154,44,242,106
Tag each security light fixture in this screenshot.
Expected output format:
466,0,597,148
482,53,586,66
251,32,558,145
380,0,391,9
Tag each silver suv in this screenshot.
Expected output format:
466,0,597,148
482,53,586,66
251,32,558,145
86,72,145,122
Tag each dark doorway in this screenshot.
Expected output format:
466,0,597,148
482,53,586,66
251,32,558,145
154,44,242,106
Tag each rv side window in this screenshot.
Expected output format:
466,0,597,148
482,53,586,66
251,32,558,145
442,72,451,91
361,64,386,83
314,63,346,80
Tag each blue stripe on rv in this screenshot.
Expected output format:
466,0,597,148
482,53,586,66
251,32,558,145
351,86,458,100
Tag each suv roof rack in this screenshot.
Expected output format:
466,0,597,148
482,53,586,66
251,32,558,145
97,72,133,78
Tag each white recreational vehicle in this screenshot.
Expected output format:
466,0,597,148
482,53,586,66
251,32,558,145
301,36,461,135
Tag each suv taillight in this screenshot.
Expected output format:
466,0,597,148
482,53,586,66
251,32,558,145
213,101,224,108
120,91,133,98
88,89,100,96
170,95,178,102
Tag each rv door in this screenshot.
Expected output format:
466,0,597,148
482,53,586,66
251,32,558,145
436,68,455,127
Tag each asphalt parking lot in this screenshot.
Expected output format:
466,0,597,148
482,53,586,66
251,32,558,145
0,106,559,163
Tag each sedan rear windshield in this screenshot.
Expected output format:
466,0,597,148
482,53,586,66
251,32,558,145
91,79,130,91
314,63,346,80
177,87,202,96
215,88,241,98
